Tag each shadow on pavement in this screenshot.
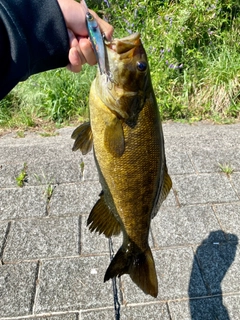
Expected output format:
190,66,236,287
188,230,238,320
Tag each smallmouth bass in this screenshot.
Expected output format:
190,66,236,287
72,33,172,297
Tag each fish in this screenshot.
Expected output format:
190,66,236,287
71,32,172,297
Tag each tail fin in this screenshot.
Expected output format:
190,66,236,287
104,244,158,297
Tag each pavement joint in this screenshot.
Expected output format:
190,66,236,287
0,221,11,262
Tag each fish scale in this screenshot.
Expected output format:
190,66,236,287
93,98,161,239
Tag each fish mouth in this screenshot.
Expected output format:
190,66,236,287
106,33,141,55
100,33,145,119
103,33,143,80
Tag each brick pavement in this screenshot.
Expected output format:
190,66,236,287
0,122,240,319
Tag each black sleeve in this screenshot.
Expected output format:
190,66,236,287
0,0,70,100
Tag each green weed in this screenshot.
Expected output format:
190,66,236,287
39,131,59,137
218,163,234,176
33,173,55,201
46,184,55,201
80,161,85,174
15,131,25,138
16,163,28,187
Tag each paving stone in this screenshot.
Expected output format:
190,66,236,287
172,173,238,205
169,296,233,320
0,222,9,256
0,144,74,165
194,232,240,295
3,217,79,262
223,295,240,319
165,147,196,175
1,123,240,318
231,172,240,198
35,256,113,313
80,308,116,320
214,203,240,240
151,205,223,247
0,128,79,161
81,302,170,319
160,188,178,207
163,123,240,150
0,262,37,317
122,247,207,304
48,182,101,216
80,152,99,181
81,214,110,254
0,129,69,146
0,155,94,188
26,160,82,186
0,186,47,220
188,147,240,173
80,215,122,255
0,162,27,188
121,303,170,319
20,314,78,320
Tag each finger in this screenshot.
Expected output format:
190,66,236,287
89,10,114,41
68,29,79,48
67,47,82,73
67,29,82,73
58,0,88,36
78,37,97,66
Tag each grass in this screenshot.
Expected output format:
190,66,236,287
218,163,234,176
0,0,239,131
15,131,25,138
46,184,55,201
39,131,59,137
16,163,28,187
0,65,95,133
80,161,85,175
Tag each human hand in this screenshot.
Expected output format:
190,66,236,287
57,0,114,72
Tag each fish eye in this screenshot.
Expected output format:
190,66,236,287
137,61,147,72
86,12,94,21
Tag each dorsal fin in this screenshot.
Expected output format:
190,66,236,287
71,122,93,155
87,193,121,238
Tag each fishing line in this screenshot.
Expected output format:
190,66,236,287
108,237,121,320
85,0,120,316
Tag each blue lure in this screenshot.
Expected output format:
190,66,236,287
86,12,108,76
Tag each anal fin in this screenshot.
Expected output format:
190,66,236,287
87,193,121,238
159,167,172,205
71,122,93,154
152,165,172,219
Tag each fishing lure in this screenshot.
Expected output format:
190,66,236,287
86,12,109,76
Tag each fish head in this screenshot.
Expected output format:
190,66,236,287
96,33,151,128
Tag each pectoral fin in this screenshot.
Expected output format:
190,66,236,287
71,122,93,154
87,192,121,237
104,118,125,157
